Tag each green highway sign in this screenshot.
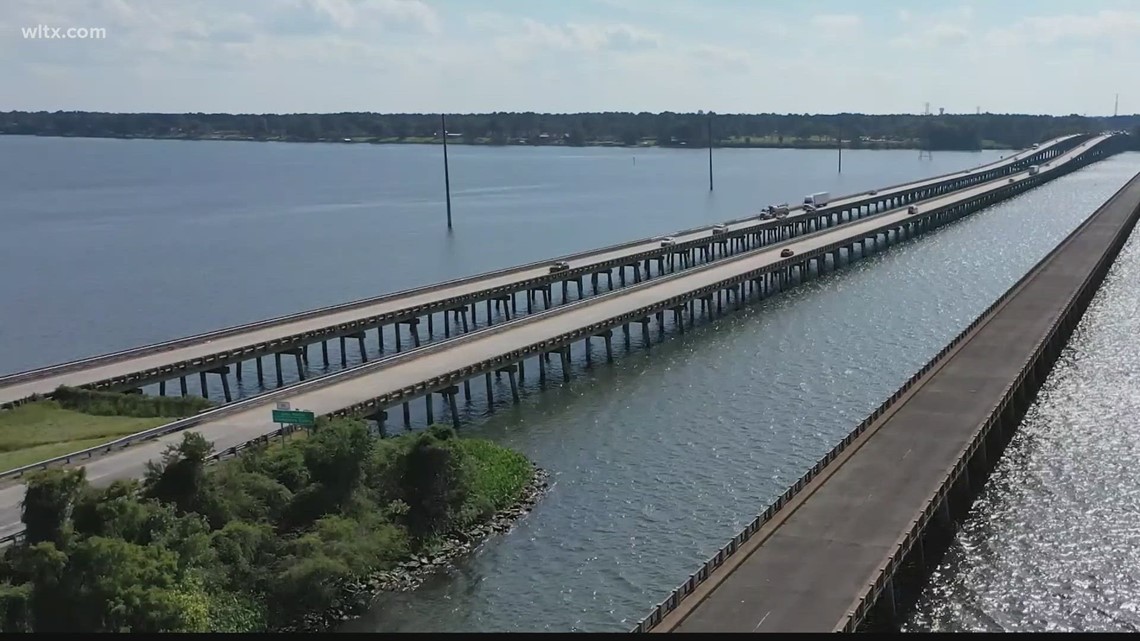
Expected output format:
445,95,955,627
272,409,316,426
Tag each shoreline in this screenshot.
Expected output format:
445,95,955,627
280,465,552,633
0,132,1005,152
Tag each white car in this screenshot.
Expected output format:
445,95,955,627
660,237,677,247
712,224,728,235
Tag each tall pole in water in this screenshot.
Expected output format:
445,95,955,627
707,113,714,191
441,113,453,229
837,133,843,174
1115,93,1120,118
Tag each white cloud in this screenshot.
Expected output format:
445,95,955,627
1002,10,1140,46
1,0,1136,116
810,14,862,36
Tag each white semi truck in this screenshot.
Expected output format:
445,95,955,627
803,191,830,210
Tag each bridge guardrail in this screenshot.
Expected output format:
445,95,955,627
0,136,1083,392
628,136,1120,633
0,136,1107,551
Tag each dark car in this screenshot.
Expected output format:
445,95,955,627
780,248,794,258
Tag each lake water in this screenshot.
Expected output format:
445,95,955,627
1,136,1138,632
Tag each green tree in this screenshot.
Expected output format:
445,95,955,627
400,425,469,538
144,432,214,517
21,468,86,547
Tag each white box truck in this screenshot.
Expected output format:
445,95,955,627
804,191,830,209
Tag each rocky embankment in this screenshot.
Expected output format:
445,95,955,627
286,466,551,631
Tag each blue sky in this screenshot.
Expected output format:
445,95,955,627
3,0,1138,115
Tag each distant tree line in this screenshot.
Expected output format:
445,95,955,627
1,110,1137,151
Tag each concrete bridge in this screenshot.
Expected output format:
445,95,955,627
0,136,1086,408
632,148,1140,633
0,133,1126,544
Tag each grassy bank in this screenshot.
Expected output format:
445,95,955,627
0,420,538,632
0,388,213,473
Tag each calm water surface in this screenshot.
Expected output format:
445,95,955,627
1,137,1138,632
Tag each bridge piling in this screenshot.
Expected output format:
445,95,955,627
437,386,460,429
402,401,410,428
180,376,188,396
485,372,494,407
234,362,243,382
559,348,571,383
425,394,434,424
209,366,232,403
158,381,166,396
199,371,208,398
255,358,264,385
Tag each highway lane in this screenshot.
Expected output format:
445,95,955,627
0,136,1077,406
0,136,1104,539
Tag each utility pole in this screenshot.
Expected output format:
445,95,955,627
1115,93,1120,118
707,113,714,191
837,133,843,174
441,114,453,230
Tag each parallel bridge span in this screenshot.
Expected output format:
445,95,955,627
0,134,1123,545
0,135,1085,407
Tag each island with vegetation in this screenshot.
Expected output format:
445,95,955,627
2,110,1137,152
0,420,546,632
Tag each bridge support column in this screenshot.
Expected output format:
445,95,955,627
595,330,614,362
254,357,264,385
321,340,329,366
426,313,433,338
402,401,411,428
558,348,571,382
655,311,666,338
437,386,461,430
638,317,652,348
159,380,166,396
372,410,388,438
424,394,434,425
395,318,421,351
274,348,304,382
234,362,242,382
209,366,233,403
673,305,685,334
449,306,470,335
498,365,520,404
199,371,209,398
180,375,188,396
343,331,367,363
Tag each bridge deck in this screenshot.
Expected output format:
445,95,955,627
0,138,1076,406
663,168,1140,633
